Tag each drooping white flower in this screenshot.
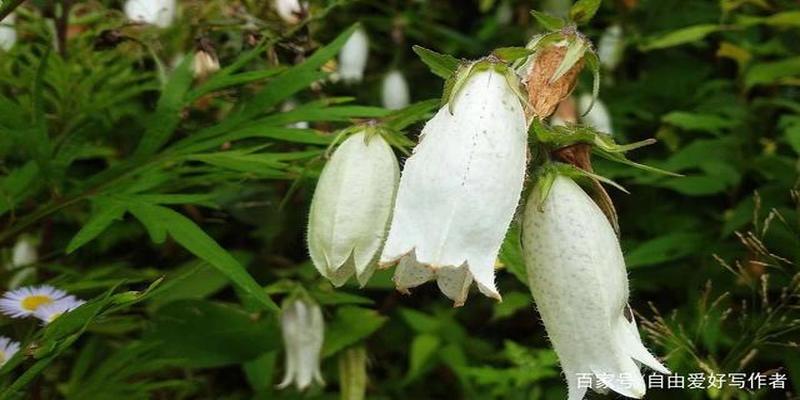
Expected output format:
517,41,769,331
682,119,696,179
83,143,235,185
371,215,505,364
277,297,325,391
308,130,399,286
32,295,85,324
598,24,624,71
337,28,369,83
521,176,669,400
380,66,528,306
274,0,307,24
0,12,16,51
124,0,176,28
0,336,20,367
192,49,220,80
578,94,612,135
0,285,69,318
381,70,410,110
10,235,37,268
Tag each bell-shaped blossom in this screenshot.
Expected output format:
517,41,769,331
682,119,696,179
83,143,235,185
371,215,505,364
578,94,612,135
0,336,20,367
337,28,369,83
0,12,16,51
380,67,528,306
521,176,669,400
381,70,410,110
277,297,325,391
274,0,307,24
124,0,176,28
9,235,37,268
598,24,624,71
193,49,220,80
308,131,399,287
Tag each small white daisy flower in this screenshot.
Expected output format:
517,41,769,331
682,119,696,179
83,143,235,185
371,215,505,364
33,296,85,324
0,336,20,367
0,285,69,318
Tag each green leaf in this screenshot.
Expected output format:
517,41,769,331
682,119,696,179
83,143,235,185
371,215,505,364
405,334,441,383
383,99,439,131
662,111,737,135
142,204,279,312
66,199,127,253
530,10,565,31
745,57,800,89
569,0,601,25
145,300,279,368
626,232,709,268
640,24,719,51
322,306,387,358
127,201,169,244
132,56,194,158
241,24,360,117
412,45,460,79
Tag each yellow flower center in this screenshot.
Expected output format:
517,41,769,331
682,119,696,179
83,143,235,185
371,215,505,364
21,295,53,311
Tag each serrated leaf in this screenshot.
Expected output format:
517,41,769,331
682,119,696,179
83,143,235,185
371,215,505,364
412,45,460,79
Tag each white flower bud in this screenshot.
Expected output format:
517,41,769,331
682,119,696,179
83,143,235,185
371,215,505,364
337,28,369,84
381,70,410,110
10,235,37,268
124,0,176,28
598,24,624,71
192,50,220,80
278,298,325,391
308,131,399,286
380,68,528,306
0,12,16,51
274,0,307,24
578,94,612,135
521,176,669,400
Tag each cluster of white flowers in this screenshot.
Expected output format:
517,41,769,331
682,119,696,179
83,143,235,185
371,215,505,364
0,285,85,325
305,45,668,397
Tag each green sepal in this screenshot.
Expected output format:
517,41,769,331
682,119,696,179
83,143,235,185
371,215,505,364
530,10,566,31
551,163,629,194
549,36,589,84
492,47,535,63
412,45,460,80
581,50,601,117
569,0,602,25
529,119,682,177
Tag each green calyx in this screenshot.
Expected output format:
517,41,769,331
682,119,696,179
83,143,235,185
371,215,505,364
529,118,682,177
530,162,628,210
441,57,529,115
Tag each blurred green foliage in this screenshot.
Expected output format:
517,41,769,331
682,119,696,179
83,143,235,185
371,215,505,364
0,0,798,399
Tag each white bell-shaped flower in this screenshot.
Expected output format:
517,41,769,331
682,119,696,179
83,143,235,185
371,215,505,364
124,0,176,28
277,297,325,391
381,70,410,110
521,175,669,400
337,28,369,83
308,130,399,286
10,235,37,268
598,24,624,71
274,0,307,24
380,67,528,306
578,94,612,135
0,12,16,51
